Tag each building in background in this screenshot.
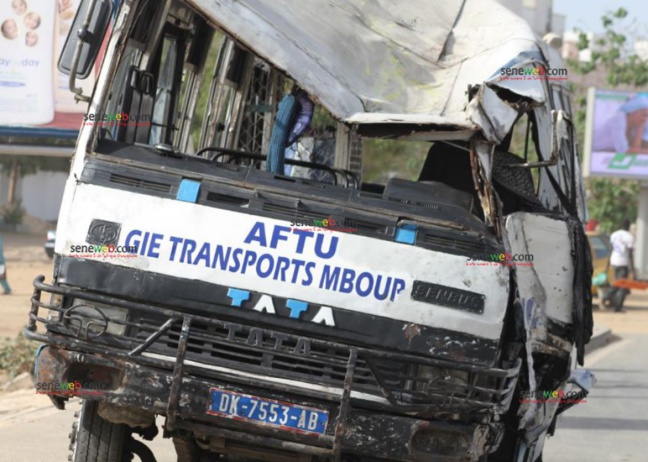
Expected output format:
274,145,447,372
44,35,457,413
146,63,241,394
562,30,607,62
496,0,565,37
0,170,67,223
0,0,93,231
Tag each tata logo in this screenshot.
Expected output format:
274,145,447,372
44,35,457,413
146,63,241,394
226,288,336,327
87,220,121,246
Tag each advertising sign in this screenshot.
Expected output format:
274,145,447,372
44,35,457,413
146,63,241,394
585,87,648,178
0,0,95,133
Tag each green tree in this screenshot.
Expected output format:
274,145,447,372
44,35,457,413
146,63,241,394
568,8,648,231
587,179,638,233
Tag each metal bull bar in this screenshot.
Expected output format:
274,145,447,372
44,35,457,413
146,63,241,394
26,276,370,460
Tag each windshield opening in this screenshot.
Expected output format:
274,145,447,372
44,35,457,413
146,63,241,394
95,0,542,226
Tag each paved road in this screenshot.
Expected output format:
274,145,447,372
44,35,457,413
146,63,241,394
0,396,177,461
543,334,648,462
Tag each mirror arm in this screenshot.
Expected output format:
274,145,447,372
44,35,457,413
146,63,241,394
69,0,100,103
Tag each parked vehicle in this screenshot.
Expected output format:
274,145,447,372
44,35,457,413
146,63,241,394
26,1,594,461
45,230,56,259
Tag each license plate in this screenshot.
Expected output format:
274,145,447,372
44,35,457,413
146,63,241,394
207,388,329,435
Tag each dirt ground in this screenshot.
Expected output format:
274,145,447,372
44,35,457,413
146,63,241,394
0,233,53,340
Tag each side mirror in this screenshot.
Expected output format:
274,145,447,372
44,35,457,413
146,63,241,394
58,0,113,101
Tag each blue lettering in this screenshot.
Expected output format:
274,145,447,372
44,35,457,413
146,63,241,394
241,250,258,274
256,254,274,278
194,242,211,267
356,272,373,297
273,257,291,282
314,234,338,259
168,236,183,261
290,259,306,283
140,231,150,256
211,245,231,269
244,222,268,247
286,299,308,319
180,239,196,264
302,262,316,286
146,233,164,258
319,265,340,290
124,230,142,253
373,275,391,301
292,229,314,254
339,269,355,294
227,288,250,307
390,278,406,302
228,248,244,272
270,226,291,249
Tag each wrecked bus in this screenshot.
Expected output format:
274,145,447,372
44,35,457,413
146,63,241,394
26,0,595,461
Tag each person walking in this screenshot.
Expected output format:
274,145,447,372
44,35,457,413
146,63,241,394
0,233,11,295
604,219,635,312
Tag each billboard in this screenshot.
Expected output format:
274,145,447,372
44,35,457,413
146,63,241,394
584,87,648,178
0,0,96,135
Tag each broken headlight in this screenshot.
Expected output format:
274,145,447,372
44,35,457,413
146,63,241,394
63,300,128,337
414,366,470,397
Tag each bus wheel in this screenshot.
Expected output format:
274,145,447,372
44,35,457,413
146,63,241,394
70,400,128,462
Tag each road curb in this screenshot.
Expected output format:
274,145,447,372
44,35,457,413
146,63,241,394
585,325,617,356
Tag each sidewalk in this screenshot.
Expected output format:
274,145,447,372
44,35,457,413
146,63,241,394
593,290,648,334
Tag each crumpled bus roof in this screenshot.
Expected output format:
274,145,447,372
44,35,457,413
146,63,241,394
189,0,555,141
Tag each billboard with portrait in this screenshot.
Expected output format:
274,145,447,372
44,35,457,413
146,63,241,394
0,0,96,135
584,88,648,178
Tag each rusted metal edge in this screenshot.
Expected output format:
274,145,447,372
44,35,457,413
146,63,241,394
173,418,334,457
129,317,180,356
167,317,191,431
332,347,357,461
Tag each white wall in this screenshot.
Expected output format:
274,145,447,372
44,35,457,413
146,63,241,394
19,171,67,222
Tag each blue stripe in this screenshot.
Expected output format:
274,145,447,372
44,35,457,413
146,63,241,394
0,126,78,139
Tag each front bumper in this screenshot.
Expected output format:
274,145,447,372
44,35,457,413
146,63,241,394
26,277,521,461
33,346,503,461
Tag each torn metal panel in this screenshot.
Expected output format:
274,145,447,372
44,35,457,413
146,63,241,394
470,140,499,230
467,86,520,144
503,213,580,438
187,0,547,140
506,213,575,328
484,50,549,104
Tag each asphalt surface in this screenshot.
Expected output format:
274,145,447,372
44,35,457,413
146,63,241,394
543,334,648,462
0,397,177,461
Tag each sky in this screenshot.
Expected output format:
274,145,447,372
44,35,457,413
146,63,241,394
554,0,647,33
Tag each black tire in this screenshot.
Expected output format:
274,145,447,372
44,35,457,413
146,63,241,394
126,438,157,462
70,401,128,462
173,437,222,462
